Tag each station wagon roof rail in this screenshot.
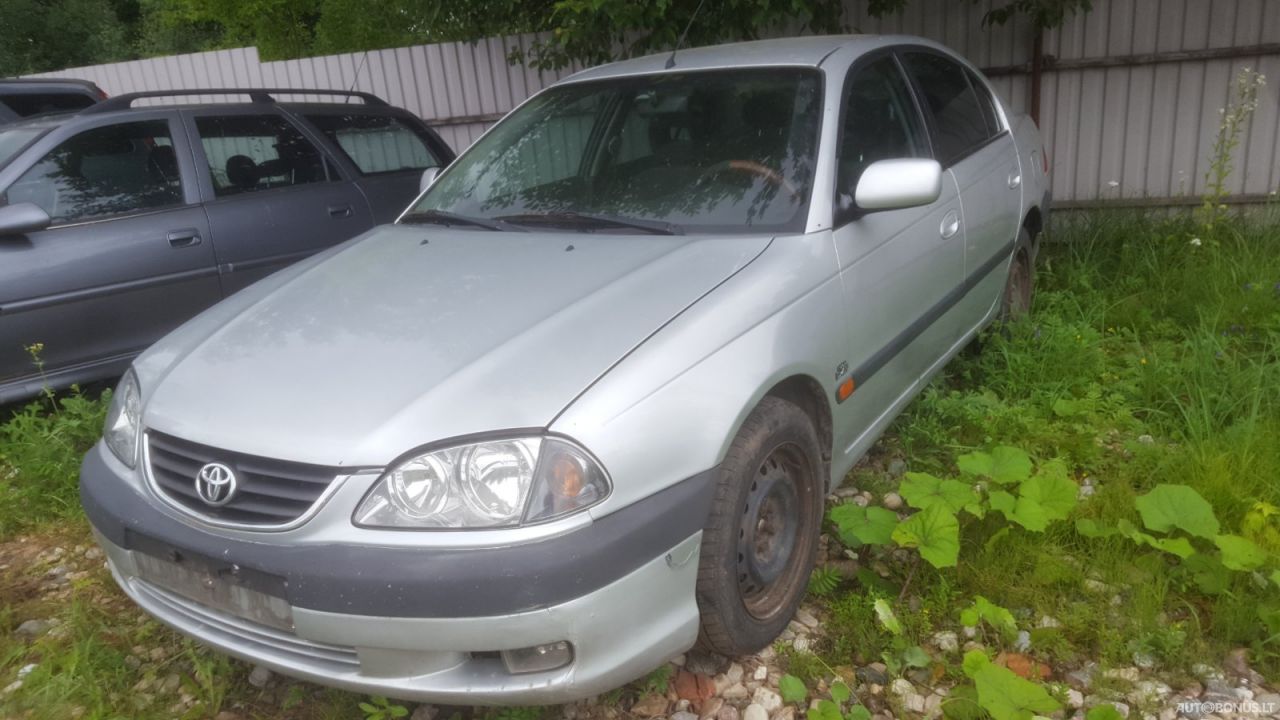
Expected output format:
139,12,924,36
82,87,389,114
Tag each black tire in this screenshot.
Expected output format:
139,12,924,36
696,395,824,655
1000,228,1035,322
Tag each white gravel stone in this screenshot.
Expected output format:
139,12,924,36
890,678,915,697
1038,615,1062,629
882,493,904,510
931,631,959,653
247,665,273,688
726,663,745,684
795,608,820,629
2,680,22,696
671,712,700,720
752,687,783,714
962,626,978,639
722,683,750,701
792,636,811,652
743,704,769,720
410,707,438,720
16,664,37,679
753,665,768,681
1067,690,1085,708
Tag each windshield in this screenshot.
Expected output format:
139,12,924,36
408,68,822,234
0,127,45,168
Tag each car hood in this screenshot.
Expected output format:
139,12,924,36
142,224,771,467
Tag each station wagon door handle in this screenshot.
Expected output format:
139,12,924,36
940,210,960,239
167,229,202,248
328,204,354,219
1008,169,1022,189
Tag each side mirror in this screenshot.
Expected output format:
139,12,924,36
419,167,441,193
854,159,943,212
0,203,51,237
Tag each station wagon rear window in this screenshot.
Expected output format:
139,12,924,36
305,113,442,175
410,68,823,234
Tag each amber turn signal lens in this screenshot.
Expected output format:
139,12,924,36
837,377,855,402
550,454,584,498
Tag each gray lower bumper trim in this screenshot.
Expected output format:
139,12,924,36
81,448,716,618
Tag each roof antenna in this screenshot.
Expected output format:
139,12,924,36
665,0,708,69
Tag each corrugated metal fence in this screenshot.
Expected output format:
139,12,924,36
23,0,1280,207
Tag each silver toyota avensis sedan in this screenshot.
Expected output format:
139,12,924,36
81,35,1050,704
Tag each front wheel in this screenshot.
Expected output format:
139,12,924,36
696,396,824,655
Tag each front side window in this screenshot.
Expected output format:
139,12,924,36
837,56,929,212
903,52,992,164
305,113,442,175
409,68,823,234
195,114,329,197
4,120,183,223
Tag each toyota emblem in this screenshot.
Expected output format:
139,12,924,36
195,462,237,506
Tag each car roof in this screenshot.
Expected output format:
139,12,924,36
561,34,925,83
0,78,100,90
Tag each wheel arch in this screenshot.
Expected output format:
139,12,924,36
762,374,833,484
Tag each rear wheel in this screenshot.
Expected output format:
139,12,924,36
696,396,824,655
1000,228,1035,322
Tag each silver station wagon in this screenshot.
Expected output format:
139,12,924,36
81,35,1050,704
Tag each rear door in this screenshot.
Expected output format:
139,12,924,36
0,113,219,393
183,108,375,295
297,108,453,222
901,49,1021,326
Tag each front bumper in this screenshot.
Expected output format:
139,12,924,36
81,444,711,704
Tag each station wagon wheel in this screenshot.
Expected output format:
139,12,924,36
696,396,823,655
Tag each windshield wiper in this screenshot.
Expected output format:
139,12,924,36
495,211,683,235
400,209,525,232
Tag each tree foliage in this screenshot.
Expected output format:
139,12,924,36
2,0,1094,78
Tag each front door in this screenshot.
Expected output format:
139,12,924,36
0,114,219,397
830,53,966,455
184,109,374,295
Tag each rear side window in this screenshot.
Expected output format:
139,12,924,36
0,92,96,118
966,69,1002,136
4,120,184,223
902,52,993,164
305,113,442,175
195,114,330,197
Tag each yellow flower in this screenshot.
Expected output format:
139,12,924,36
1140,358,1148,365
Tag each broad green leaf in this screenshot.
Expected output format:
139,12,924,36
1214,534,1267,570
1075,518,1118,538
958,447,1033,484
830,504,898,547
893,504,960,569
1184,553,1231,594
807,699,843,720
961,651,1061,720
873,598,902,635
829,681,851,705
942,684,985,720
845,705,872,720
390,708,409,719
900,472,976,513
1084,705,1125,720
901,645,931,668
779,674,808,704
1018,461,1077,522
1259,604,1280,635
989,490,1017,520
960,596,1018,640
1115,519,1196,558
1135,484,1220,539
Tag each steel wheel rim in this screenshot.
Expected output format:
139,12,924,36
736,441,814,620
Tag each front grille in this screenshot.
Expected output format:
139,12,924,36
146,431,341,526
132,579,360,670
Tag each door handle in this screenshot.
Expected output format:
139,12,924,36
1008,167,1022,189
167,229,202,248
940,210,960,239
328,204,353,219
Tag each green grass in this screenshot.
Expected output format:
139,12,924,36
1,209,1278,716
827,208,1280,681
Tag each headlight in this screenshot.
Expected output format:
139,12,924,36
354,436,610,529
103,370,141,468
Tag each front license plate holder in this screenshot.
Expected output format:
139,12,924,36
128,535,294,632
